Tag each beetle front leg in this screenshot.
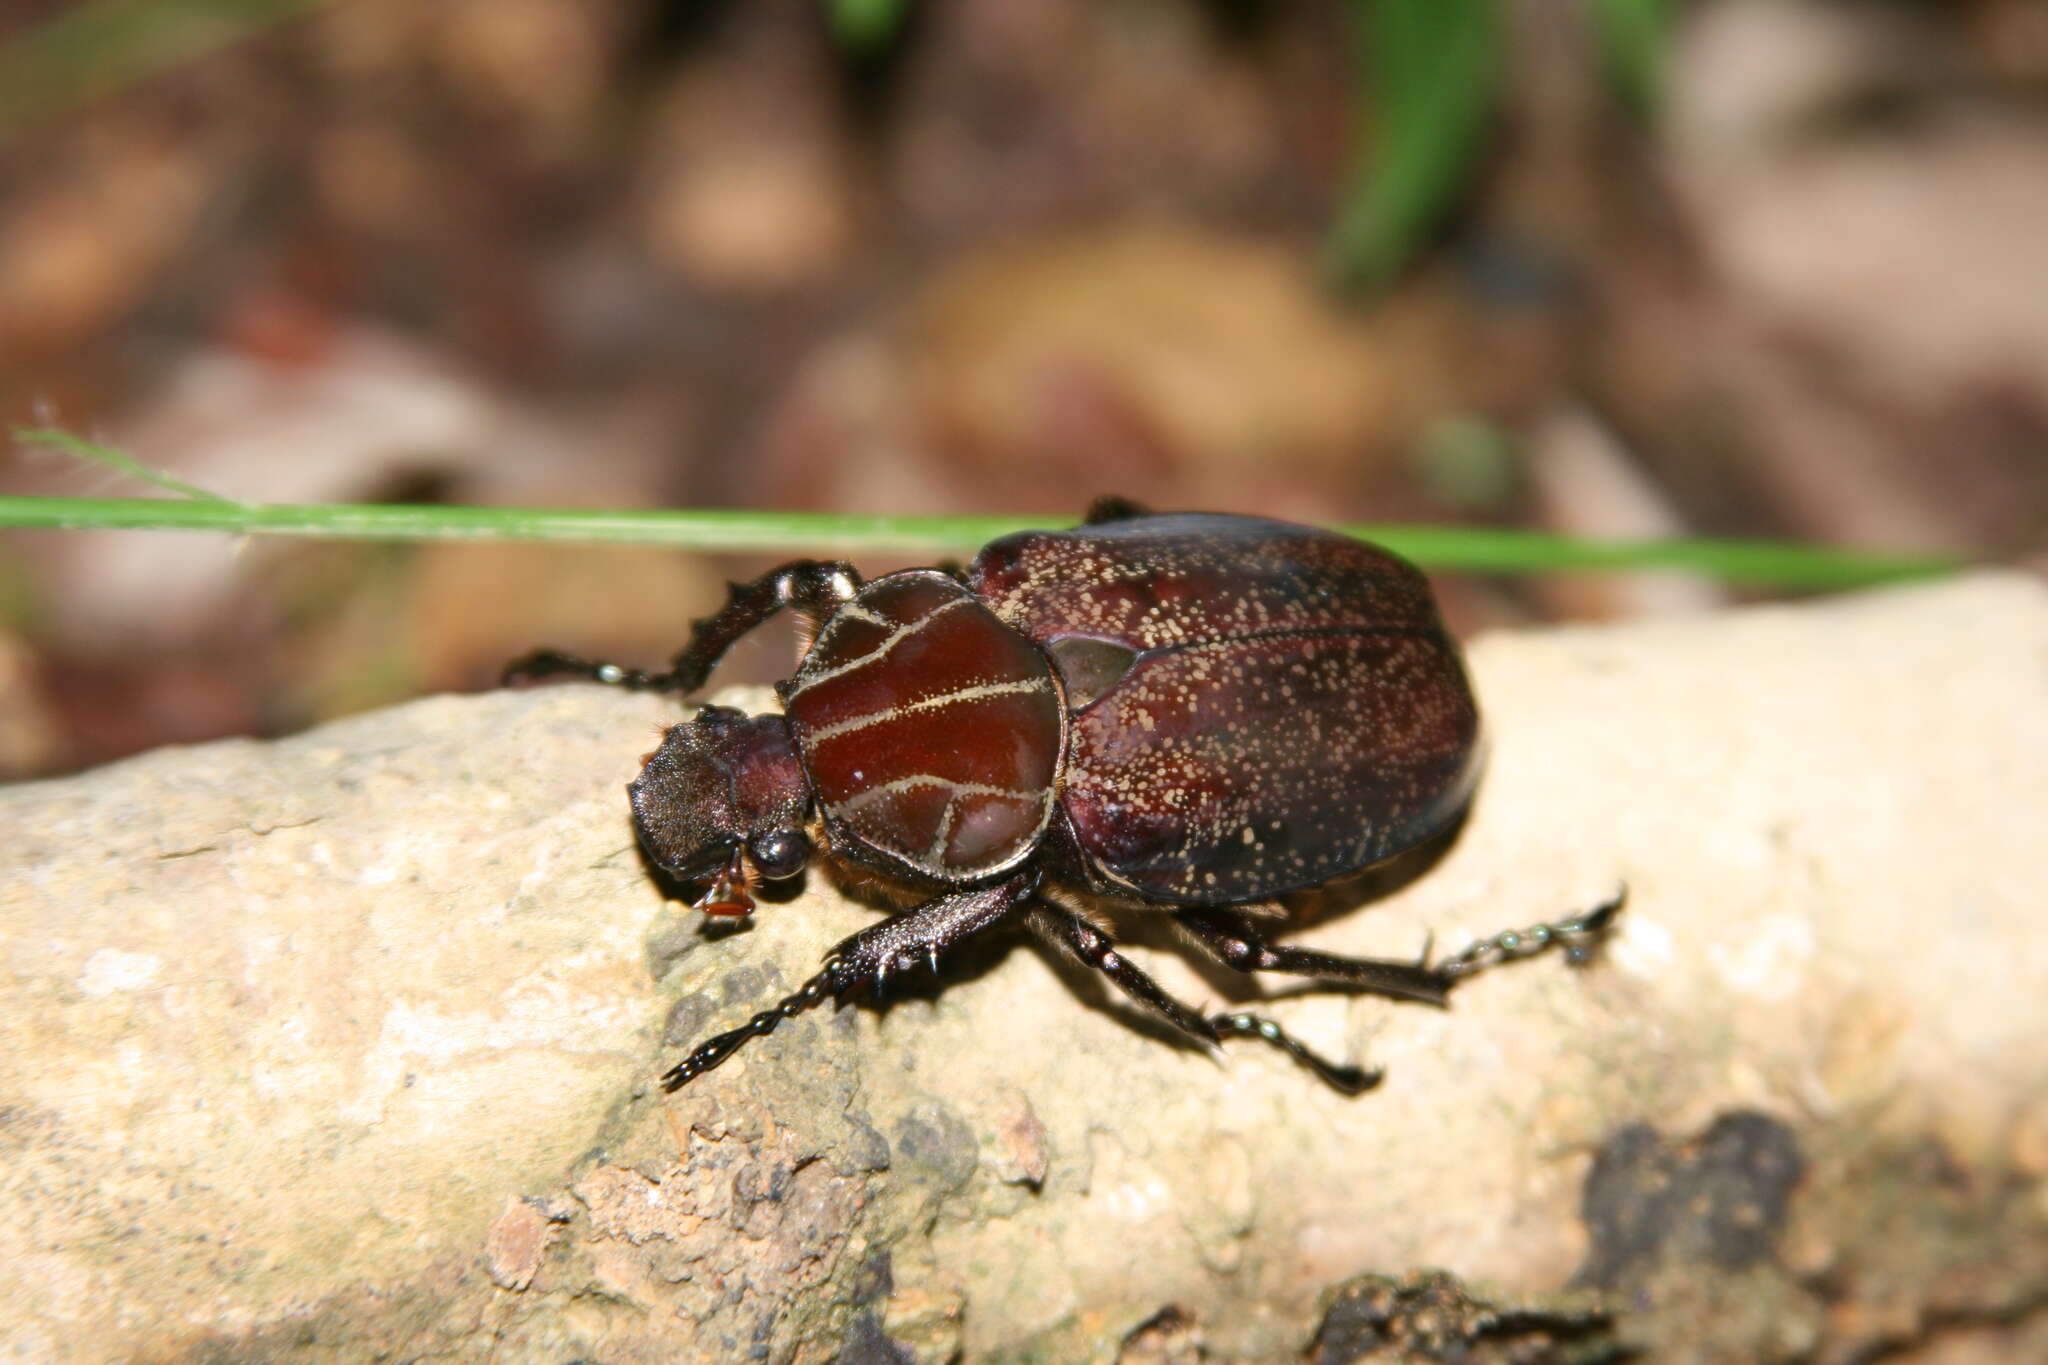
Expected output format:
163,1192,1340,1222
1025,904,1381,1095
825,871,1039,1002
658,871,1036,1091
505,559,861,691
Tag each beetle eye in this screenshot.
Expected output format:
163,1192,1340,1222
748,829,811,880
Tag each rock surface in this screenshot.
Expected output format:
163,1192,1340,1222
3,574,2045,1364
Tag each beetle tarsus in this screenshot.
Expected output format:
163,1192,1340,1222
660,965,840,1091
1431,887,1628,981
1209,1012,1383,1095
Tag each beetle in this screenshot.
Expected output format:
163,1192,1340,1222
508,500,1619,1093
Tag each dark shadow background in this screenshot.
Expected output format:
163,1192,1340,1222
2,0,2045,779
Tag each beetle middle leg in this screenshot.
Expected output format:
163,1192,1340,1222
1025,903,1380,1095
506,559,861,691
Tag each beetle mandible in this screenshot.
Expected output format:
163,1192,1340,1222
508,500,1620,1093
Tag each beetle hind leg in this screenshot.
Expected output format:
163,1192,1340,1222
1178,889,1626,1005
1178,907,1456,1007
1026,903,1380,1096
505,559,860,692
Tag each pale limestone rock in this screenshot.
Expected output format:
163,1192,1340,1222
2,576,2044,1363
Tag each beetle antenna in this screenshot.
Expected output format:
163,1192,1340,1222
659,959,842,1091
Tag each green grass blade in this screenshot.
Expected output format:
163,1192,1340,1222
0,494,1960,591
15,428,231,502
1326,0,1502,292
0,495,1043,555
1354,524,1955,589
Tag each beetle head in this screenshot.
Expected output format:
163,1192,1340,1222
629,705,815,917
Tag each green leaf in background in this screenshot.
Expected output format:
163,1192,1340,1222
1326,0,1502,292
826,0,908,54
1589,0,1671,114
0,0,321,137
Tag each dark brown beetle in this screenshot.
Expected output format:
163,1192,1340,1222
509,501,1619,1093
